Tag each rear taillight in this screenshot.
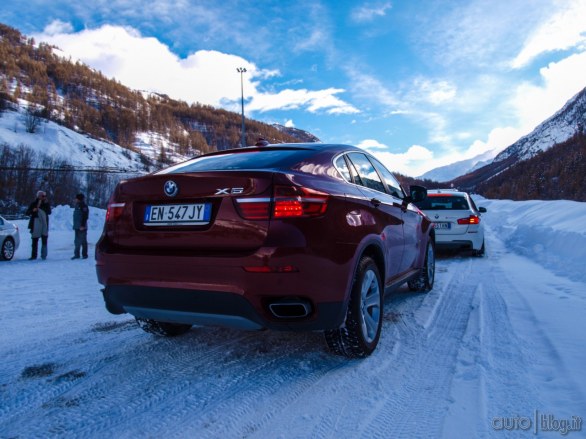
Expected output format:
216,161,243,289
457,215,480,225
233,198,271,220
234,185,329,220
273,185,328,218
106,203,126,222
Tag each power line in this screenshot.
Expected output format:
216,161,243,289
0,166,145,174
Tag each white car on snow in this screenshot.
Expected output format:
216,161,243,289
0,215,20,261
415,189,486,256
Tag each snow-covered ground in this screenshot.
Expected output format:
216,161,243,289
0,108,148,172
1,198,585,438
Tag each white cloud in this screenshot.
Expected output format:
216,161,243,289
245,88,359,115
512,51,586,130
294,29,329,52
346,68,400,107
511,0,586,68
351,3,392,23
421,80,457,105
464,127,525,157
33,22,357,116
357,140,435,176
284,119,295,128
357,139,387,150
407,78,457,106
419,0,546,68
42,19,73,35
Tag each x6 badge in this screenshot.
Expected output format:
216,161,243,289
215,187,244,195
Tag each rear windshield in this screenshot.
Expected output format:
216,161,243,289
158,148,316,174
415,195,470,210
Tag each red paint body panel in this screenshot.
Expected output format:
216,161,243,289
96,144,433,331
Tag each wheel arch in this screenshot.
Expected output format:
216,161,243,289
344,238,386,301
361,243,385,286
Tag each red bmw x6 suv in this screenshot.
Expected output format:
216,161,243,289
96,143,435,357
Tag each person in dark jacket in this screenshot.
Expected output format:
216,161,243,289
25,190,51,260
72,193,89,259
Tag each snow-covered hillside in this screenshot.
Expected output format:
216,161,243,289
493,86,586,163
420,86,586,182
418,149,497,182
1,198,584,438
0,108,149,172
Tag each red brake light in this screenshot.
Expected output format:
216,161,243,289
106,203,126,222
457,215,480,225
274,200,303,217
273,185,328,218
235,186,328,220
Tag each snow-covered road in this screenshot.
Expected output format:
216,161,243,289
1,199,585,438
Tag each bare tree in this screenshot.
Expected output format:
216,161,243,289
23,105,43,133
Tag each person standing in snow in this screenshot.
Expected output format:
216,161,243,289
25,190,51,260
72,193,89,259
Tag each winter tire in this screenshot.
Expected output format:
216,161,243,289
0,238,15,261
135,318,192,337
408,240,435,293
324,256,383,358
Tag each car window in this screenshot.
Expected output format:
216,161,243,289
159,148,316,174
334,155,352,182
415,196,470,210
346,153,386,193
368,156,404,199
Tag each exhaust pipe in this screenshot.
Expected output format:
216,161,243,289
268,299,312,318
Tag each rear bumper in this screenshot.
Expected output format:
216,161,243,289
435,239,474,250
435,232,483,250
96,240,354,331
102,285,345,331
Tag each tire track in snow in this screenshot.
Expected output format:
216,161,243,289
0,325,261,437
328,258,481,439
460,231,584,432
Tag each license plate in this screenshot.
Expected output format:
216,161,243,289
144,203,211,226
433,222,451,230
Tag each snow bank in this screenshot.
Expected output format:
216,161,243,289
476,197,586,283
46,205,106,232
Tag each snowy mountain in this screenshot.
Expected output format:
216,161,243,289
447,86,586,199
494,86,586,163
418,149,496,182
272,124,321,143
421,86,586,184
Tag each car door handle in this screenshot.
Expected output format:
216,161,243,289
370,198,381,207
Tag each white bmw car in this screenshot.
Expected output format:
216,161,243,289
0,215,20,261
415,189,486,256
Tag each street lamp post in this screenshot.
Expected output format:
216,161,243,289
236,67,247,148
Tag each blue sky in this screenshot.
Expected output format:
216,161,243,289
2,0,586,176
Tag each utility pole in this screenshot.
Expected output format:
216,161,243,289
236,67,247,148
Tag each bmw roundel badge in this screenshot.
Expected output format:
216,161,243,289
164,180,178,197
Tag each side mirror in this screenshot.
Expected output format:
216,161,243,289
478,207,487,213
407,185,427,204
